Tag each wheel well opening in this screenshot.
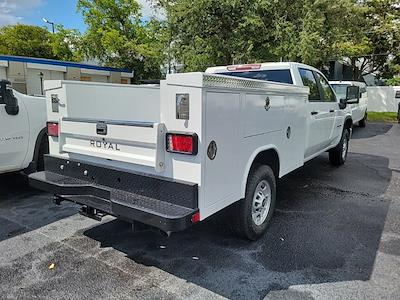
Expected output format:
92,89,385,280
251,149,280,178
34,128,48,161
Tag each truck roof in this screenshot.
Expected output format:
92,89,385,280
205,62,321,74
329,81,366,87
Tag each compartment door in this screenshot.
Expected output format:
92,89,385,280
243,93,284,137
204,91,241,208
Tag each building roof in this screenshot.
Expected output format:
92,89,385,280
0,55,132,73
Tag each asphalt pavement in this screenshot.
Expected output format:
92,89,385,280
0,122,399,300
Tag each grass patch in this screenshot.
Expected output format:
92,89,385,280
368,112,398,123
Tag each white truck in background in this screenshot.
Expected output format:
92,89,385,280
29,63,359,240
0,80,48,175
330,81,368,127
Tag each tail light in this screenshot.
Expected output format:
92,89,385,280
47,122,59,137
227,63,261,71
166,133,198,155
191,212,200,223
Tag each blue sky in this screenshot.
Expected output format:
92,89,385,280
0,0,156,33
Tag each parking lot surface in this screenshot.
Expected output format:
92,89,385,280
0,122,399,300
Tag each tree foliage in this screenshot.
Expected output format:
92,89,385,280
0,24,82,62
0,24,55,58
77,0,164,80
386,76,400,86
0,1,398,81
156,0,399,79
155,0,365,71
337,0,400,79
51,25,83,61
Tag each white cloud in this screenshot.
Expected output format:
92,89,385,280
0,0,43,26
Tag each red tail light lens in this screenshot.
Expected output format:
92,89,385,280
227,63,261,71
166,133,198,155
191,212,200,223
47,122,59,137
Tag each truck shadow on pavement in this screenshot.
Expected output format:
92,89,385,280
0,173,78,243
351,122,393,139
84,152,393,300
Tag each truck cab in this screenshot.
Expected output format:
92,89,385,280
329,81,368,127
0,80,48,175
206,62,355,161
29,63,356,240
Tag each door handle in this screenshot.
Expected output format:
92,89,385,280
311,111,318,115
330,109,335,113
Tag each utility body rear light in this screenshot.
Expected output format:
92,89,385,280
191,212,200,223
47,122,59,137
166,132,198,155
227,63,262,71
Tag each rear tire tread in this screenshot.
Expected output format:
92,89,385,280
229,164,276,241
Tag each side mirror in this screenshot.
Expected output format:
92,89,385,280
0,80,19,115
345,85,360,104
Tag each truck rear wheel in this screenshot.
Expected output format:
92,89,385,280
329,129,350,166
232,165,276,241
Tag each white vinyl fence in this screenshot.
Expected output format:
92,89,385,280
366,86,400,112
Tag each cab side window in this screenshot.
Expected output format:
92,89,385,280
299,68,320,101
314,72,336,102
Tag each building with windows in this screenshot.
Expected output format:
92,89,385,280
0,55,134,96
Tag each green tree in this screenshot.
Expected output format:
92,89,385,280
50,25,83,62
157,0,369,71
157,0,399,79
0,24,55,58
158,0,269,72
77,0,164,80
297,0,362,67
386,76,400,86
0,24,82,62
336,0,400,80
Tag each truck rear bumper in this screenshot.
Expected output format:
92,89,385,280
29,156,199,232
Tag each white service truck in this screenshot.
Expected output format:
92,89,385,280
330,81,368,127
0,80,48,175
29,62,359,240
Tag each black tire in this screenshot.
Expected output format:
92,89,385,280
329,129,350,166
358,113,367,127
36,135,49,171
230,165,276,241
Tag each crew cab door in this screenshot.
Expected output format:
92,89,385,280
0,91,29,173
353,86,367,121
299,68,337,159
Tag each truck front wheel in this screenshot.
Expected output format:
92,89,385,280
329,129,350,166
358,112,367,127
232,165,276,241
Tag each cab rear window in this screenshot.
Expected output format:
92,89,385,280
219,69,293,84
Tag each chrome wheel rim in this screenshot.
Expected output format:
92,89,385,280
252,180,271,226
342,136,348,160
